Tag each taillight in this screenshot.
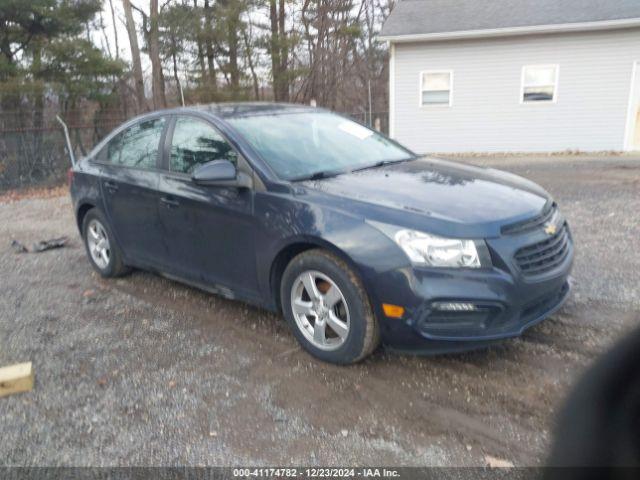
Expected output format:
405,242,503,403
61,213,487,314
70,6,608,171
67,168,74,186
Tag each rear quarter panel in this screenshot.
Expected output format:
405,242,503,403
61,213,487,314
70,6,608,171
69,159,107,232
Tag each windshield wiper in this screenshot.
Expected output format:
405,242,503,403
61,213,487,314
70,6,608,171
350,157,414,173
291,169,345,182
291,157,415,182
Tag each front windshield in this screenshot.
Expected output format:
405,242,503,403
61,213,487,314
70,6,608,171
227,111,414,180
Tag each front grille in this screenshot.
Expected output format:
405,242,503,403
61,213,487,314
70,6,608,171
514,223,571,276
502,202,556,235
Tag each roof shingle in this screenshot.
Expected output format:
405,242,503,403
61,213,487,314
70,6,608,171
380,0,640,39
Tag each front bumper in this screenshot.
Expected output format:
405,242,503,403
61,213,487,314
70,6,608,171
368,225,574,353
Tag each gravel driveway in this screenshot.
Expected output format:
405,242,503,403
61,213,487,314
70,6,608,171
1,154,639,467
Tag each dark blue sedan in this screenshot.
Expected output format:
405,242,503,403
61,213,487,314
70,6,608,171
69,103,573,364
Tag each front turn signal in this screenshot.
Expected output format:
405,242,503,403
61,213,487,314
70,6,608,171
382,303,405,319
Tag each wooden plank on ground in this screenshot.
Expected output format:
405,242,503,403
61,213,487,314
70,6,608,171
0,362,34,398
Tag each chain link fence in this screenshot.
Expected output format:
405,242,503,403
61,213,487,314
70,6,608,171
0,109,126,192
347,111,389,135
0,108,389,193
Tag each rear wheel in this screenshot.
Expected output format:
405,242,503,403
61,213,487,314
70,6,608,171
281,249,379,364
82,208,129,278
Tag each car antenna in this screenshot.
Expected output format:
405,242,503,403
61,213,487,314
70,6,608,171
55,115,77,166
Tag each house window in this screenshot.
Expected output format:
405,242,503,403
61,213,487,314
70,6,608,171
522,65,558,103
420,71,452,106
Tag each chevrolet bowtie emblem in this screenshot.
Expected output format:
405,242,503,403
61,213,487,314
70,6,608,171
544,223,557,236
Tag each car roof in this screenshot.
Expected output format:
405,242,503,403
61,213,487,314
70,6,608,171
186,102,318,119
120,103,323,128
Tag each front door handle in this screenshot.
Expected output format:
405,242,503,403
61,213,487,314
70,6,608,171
104,181,118,192
160,196,180,208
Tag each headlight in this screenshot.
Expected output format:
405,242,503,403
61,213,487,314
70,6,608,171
369,222,486,268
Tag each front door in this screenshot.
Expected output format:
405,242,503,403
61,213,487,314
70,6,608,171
99,116,167,267
157,115,259,299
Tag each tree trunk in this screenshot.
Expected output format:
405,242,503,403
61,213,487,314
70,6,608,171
171,34,183,106
32,42,44,130
278,0,288,101
108,0,120,59
243,29,260,100
149,0,166,109
193,0,208,82
31,40,45,173
227,5,240,93
203,0,217,94
122,0,146,111
269,0,283,101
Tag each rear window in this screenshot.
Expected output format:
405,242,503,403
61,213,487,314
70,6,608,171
105,117,166,169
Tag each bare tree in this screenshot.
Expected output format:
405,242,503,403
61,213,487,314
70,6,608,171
269,0,289,101
225,1,241,93
122,0,146,111
193,0,208,82
108,0,120,59
203,0,218,93
149,0,167,109
243,28,260,100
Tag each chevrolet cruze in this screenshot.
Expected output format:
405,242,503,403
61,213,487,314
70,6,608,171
69,103,573,364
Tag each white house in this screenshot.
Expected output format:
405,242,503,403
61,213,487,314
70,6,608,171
380,0,640,153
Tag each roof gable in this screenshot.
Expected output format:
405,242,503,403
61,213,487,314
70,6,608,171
380,0,640,41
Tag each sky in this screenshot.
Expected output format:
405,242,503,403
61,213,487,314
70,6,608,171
93,1,144,67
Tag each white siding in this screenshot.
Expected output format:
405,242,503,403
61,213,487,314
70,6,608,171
392,28,639,153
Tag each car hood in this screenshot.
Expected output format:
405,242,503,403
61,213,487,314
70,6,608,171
299,157,550,237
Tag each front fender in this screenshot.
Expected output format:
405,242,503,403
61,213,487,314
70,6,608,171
254,191,409,310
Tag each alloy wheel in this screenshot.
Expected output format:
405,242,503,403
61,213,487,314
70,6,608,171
290,270,350,351
87,219,111,270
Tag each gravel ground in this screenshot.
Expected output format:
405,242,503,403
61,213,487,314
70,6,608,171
1,155,639,467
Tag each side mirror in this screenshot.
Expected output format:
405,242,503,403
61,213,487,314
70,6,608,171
192,160,252,189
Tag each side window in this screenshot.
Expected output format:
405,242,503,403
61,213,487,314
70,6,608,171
170,116,238,174
107,117,165,169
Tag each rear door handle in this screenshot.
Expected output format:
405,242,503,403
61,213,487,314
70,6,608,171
104,181,118,192
160,196,180,208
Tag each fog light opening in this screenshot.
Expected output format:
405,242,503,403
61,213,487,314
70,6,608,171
431,302,478,312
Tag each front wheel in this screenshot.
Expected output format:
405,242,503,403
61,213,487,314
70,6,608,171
280,249,379,364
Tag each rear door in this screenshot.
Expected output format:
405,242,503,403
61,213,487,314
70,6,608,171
156,114,259,298
98,116,167,267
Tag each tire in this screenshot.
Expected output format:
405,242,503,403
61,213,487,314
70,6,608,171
82,208,129,278
280,249,380,364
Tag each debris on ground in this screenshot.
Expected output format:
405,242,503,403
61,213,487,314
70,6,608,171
10,239,28,253
31,236,68,252
0,362,34,399
484,455,515,468
10,236,68,254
